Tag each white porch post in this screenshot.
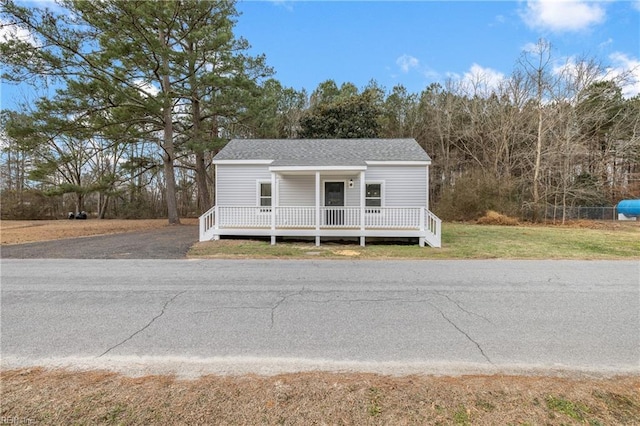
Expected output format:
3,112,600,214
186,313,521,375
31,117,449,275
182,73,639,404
425,164,430,211
359,170,366,247
214,164,220,241
270,171,276,245
419,207,425,247
421,164,429,248
213,205,220,240
315,171,320,246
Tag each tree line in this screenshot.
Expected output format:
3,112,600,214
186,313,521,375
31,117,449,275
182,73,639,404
1,1,638,223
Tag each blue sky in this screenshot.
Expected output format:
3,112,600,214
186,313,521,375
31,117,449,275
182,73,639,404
234,0,640,97
1,0,639,111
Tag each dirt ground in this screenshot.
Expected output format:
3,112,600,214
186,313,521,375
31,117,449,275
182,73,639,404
2,219,638,424
0,218,198,245
2,368,638,425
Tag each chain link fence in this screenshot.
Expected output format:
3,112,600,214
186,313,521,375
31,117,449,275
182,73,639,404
544,206,618,221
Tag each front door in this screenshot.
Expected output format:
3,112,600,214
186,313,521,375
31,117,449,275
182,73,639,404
324,181,345,225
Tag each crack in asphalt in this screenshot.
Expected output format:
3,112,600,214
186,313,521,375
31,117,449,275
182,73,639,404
192,306,270,314
270,287,305,329
429,302,493,364
300,291,494,365
97,290,186,358
265,291,493,366
433,291,493,324
305,297,430,304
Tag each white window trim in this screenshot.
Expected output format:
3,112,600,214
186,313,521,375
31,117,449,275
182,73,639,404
365,181,385,213
256,180,272,213
321,180,347,207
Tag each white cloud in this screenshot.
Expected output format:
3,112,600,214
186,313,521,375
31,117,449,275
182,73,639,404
445,71,462,81
552,53,640,99
422,67,441,80
633,1,640,12
460,63,506,95
0,18,40,46
599,38,613,49
522,41,541,54
442,64,506,96
607,52,640,98
552,57,579,79
521,0,606,32
133,79,160,97
268,0,294,11
396,54,419,73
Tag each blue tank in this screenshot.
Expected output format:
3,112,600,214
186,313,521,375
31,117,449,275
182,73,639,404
617,199,640,217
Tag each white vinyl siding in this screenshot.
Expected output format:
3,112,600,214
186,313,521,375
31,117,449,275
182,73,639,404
215,164,427,208
279,174,363,207
365,165,427,207
278,174,315,206
216,164,271,206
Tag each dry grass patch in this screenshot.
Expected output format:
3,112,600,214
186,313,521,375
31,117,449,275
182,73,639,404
2,368,639,425
476,210,520,226
557,219,633,230
0,219,197,245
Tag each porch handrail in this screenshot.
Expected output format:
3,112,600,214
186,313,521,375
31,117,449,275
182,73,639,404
424,208,442,248
204,206,437,230
199,205,217,241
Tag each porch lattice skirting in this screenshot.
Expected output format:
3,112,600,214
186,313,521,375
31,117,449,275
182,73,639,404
199,206,442,248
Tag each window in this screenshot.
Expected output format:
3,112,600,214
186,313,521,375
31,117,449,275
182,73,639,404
259,182,271,212
366,183,382,213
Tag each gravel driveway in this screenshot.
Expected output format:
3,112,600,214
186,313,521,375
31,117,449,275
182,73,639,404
0,224,199,259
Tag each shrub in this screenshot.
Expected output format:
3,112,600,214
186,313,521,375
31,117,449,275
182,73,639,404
477,210,520,226
433,170,521,221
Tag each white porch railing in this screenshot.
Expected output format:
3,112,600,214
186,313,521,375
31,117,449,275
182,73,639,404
199,206,442,247
320,207,361,228
424,208,442,248
218,206,272,228
199,205,217,241
276,207,315,228
364,207,421,229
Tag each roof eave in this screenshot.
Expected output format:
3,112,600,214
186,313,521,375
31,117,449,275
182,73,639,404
270,165,368,172
366,160,431,166
213,159,274,165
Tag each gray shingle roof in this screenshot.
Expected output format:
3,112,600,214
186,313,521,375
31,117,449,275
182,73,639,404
213,139,431,166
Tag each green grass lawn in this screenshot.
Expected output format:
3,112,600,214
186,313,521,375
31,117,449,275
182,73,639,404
188,222,640,260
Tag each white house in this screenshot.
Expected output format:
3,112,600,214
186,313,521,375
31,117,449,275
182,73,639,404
199,138,441,247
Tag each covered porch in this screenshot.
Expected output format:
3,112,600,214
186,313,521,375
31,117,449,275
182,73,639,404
199,167,442,247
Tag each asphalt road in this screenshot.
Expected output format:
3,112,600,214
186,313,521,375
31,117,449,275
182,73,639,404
0,224,199,259
1,259,638,377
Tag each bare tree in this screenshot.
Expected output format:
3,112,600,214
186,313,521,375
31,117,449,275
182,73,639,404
516,39,555,218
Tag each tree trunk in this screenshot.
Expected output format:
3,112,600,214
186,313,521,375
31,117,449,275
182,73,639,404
195,151,211,212
160,27,180,225
98,194,109,219
533,68,543,221
76,192,84,213
191,85,211,212
162,112,180,224
532,80,544,221
187,40,211,214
